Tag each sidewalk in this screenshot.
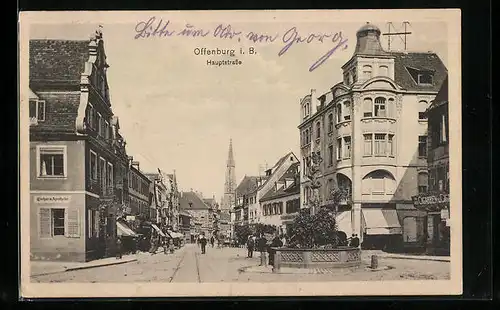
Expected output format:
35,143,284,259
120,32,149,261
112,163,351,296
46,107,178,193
30,254,138,277
362,250,450,262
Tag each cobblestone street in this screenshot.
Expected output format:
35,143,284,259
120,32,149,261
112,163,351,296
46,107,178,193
31,244,450,283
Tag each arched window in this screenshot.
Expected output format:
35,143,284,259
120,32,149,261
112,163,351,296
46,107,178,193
418,172,428,193
316,122,321,139
363,65,373,80
336,173,352,200
374,97,386,117
418,100,428,120
362,170,396,195
379,65,389,77
336,103,342,122
343,101,351,120
388,98,395,118
328,113,334,132
363,98,373,117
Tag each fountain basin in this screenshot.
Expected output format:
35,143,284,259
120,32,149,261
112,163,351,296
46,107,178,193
272,246,362,271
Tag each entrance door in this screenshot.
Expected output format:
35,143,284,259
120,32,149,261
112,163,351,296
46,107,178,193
403,217,418,243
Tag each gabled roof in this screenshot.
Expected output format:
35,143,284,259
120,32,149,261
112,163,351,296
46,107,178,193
235,176,260,197
392,52,448,92
257,152,298,191
29,39,90,85
179,191,211,210
260,162,301,202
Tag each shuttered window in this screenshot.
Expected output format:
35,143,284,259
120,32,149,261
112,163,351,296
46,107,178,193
66,208,80,238
39,208,52,238
363,98,373,117
364,134,373,155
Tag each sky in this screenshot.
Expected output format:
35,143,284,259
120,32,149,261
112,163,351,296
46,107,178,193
29,14,448,201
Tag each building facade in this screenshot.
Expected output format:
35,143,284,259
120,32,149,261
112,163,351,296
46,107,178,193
412,75,450,255
179,191,214,236
128,162,152,223
298,23,448,250
259,162,301,236
29,29,129,262
233,152,299,233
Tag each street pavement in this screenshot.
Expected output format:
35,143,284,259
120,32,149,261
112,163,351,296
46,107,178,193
30,244,450,283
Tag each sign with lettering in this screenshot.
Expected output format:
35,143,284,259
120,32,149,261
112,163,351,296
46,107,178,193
34,195,71,204
412,193,449,206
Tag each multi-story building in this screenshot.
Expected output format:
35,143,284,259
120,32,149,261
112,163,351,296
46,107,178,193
128,162,151,223
145,170,169,228
234,152,299,232
298,22,448,250
179,191,214,236
412,75,450,254
29,29,129,262
259,162,301,236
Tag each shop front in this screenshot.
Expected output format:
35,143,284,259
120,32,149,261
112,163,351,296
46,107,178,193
361,204,403,251
412,192,450,255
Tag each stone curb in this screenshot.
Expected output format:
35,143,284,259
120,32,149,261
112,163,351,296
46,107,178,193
378,255,450,262
31,258,138,277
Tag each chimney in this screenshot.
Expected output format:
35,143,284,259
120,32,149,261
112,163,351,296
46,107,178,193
310,89,318,114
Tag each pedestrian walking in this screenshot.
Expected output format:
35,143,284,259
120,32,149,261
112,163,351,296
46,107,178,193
210,235,215,248
200,235,208,254
116,237,123,259
246,235,255,258
257,234,268,266
268,234,283,266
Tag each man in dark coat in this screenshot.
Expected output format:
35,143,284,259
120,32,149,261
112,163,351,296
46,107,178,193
116,237,123,259
268,235,283,266
246,235,255,258
350,234,360,247
200,235,208,254
257,234,268,266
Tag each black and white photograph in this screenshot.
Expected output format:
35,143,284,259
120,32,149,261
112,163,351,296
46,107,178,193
19,10,462,297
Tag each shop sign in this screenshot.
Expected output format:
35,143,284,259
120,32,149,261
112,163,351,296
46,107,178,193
412,193,449,206
34,195,71,204
281,214,297,221
126,215,136,221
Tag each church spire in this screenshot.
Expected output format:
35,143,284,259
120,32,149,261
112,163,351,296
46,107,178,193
222,139,236,211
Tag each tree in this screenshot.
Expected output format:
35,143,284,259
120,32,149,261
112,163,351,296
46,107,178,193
289,208,339,248
234,225,252,245
254,223,277,236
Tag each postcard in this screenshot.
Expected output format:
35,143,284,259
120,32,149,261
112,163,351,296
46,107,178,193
19,9,462,298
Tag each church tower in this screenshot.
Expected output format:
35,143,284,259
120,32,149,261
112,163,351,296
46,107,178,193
221,139,236,211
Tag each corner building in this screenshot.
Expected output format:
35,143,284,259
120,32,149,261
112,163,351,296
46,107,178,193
298,23,447,251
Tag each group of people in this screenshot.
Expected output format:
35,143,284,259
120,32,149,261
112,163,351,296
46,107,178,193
197,234,224,254
245,233,285,267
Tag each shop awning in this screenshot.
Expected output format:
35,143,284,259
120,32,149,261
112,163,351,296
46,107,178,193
362,209,402,235
335,211,352,235
151,223,166,237
167,230,184,238
117,221,139,237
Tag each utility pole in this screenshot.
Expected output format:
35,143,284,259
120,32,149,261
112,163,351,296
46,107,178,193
382,21,412,51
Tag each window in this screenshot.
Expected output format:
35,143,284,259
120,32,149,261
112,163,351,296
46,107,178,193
440,114,447,144
336,104,342,122
388,98,395,118
363,65,373,80
38,146,66,177
351,68,357,82
344,101,351,120
52,209,65,236
379,65,389,77
29,99,46,121
364,134,373,155
88,210,100,238
418,136,427,157
374,134,386,156
374,97,386,117
305,129,310,144
105,121,110,139
97,113,103,136
328,113,334,132
372,174,385,194
316,122,321,139
336,138,342,160
418,73,433,85
363,98,373,117
343,136,351,159
90,151,97,181
328,145,334,166
99,158,106,191
418,100,428,120
388,134,395,156
418,172,428,193
107,162,114,191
